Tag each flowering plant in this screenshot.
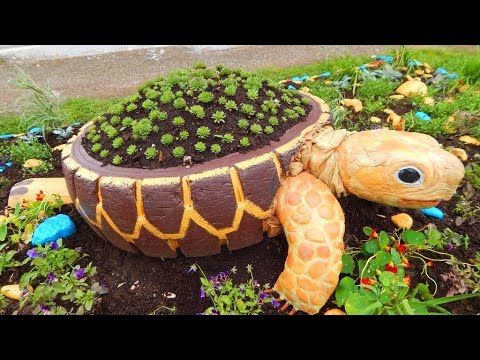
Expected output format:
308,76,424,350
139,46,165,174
189,264,279,315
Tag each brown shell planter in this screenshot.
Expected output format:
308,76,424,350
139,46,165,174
61,93,331,258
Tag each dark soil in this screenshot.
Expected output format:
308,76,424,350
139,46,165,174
83,73,311,169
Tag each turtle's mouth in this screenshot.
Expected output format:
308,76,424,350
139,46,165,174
399,198,440,208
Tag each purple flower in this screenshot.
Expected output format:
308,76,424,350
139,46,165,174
218,271,228,282
27,248,39,259
74,267,86,280
446,242,454,252
40,305,50,314
50,241,59,250
211,309,219,315
200,287,205,299
259,292,269,301
46,272,57,283
271,299,281,309
252,280,260,288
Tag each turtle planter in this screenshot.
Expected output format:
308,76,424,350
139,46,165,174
61,92,465,314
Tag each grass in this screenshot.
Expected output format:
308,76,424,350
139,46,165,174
0,47,479,137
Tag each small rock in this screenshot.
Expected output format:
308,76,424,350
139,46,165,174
423,74,433,79
31,214,76,246
163,292,176,299
459,135,480,146
134,280,139,285
420,207,444,220
405,75,414,81
449,148,468,162
395,80,428,97
341,99,363,113
386,111,403,127
324,308,346,315
391,213,413,230
389,94,405,100
308,75,319,82
23,159,43,169
130,285,136,291
423,97,435,105
1,284,33,300
117,282,126,288
370,116,382,124
424,68,433,74
52,144,67,152
324,80,333,85
415,69,425,76
300,87,310,93
415,111,432,121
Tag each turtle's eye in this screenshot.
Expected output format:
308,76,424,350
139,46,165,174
396,167,423,185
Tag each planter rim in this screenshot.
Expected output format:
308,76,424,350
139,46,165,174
70,93,322,179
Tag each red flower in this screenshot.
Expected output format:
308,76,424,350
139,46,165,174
36,191,45,201
385,264,398,273
427,260,434,268
397,243,407,253
361,278,375,286
369,228,379,239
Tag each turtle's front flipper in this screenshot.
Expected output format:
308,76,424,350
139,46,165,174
274,172,345,314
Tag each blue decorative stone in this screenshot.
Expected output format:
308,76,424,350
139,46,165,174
446,73,459,80
374,55,394,64
0,167,4,173
31,214,76,246
420,207,444,220
435,67,448,76
415,111,432,121
291,76,302,82
0,134,15,140
358,64,368,70
408,60,422,68
5,162,12,167
320,71,331,78
300,75,309,82
288,85,297,90
28,127,42,135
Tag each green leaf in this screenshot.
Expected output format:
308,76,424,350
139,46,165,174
402,230,425,247
379,271,395,286
391,248,402,265
419,293,480,307
375,250,391,267
345,293,382,315
378,231,389,248
426,229,443,248
341,254,355,274
362,226,373,236
414,283,433,301
335,276,357,306
365,240,379,254
0,223,7,242
221,295,232,307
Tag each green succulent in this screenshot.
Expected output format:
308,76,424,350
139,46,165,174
210,144,221,154
179,130,189,140
161,133,174,146
264,126,274,135
212,111,226,124
175,90,184,97
198,91,214,103
91,134,101,143
194,142,207,152
301,97,310,105
132,118,153,140
172,116,185,127
250,123,263,134
122,116,134,127
189,76,208,91
237,119,249,129
189,105,206,119
110,115,121,126
293,106,306,116
173,97,187,109
126,103,137,112
224,85,237,97
284,108,299,120
172,146,186,159
246,88,259,101
269,116,279,126
240,103,255,117
100,149,109,158
91,143,102,153
225,100,238,111
160,91,176,104
197,126,211,139
104,125,118,139
239,137,250,147
218,96,227,105
142,99,157,110
126,144,138,155
112,155,123,165
112,137,124,149
256,112,265,120
222,133,234,143
145,89,160,100
145,146,158,160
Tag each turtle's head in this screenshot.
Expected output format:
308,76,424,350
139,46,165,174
337,129,464,209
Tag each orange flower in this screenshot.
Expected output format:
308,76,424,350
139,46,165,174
403,276,411,286
36,191,45,201
369,228,379,239
427,260,434,267
361,278,376,286
385,264,398,274
402,258,411,268
368,60,384,68
397,243,407,253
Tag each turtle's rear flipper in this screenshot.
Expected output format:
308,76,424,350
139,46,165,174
273,172,345,315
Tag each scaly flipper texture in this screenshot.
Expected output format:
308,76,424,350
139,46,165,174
274,172,345,314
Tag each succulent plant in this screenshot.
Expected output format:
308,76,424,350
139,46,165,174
222,133,234,143
293,106,306,116
210,144,221,154
112,137,124,149
246,88,259,101
161,133,174,145
269,116,279,126
264,126,274,135
132,118,153,140
126,144,138,155
145,146,158,160
91,134,101,143
104,125,118,139
111,115,121,126
145,89,160,100
189,76,208,91
100,149,109,158
173,97,187,109
172,146,186,158
126,103,137,112
160,91,176,104
142,99,157,110
218,96,227,105
172,116,185,127
225,100,238,111
284,108,299,120
256,112,265,120
250,123,263,135
189,105,206,119
91,143,102,153
240,103,255,117
212,111,226,124
224,85,237,97
197,126,211,139
194,141,207,152
122,116,134,127
198,91,214,103
179,130,189,140
237,119,249,129
239,137,250,147
112,154,123,165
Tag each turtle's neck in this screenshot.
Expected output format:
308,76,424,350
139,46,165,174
292,123,353,197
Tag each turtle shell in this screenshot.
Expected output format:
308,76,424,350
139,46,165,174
61,93,330,257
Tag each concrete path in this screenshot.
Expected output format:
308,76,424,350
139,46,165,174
0,45,474,114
